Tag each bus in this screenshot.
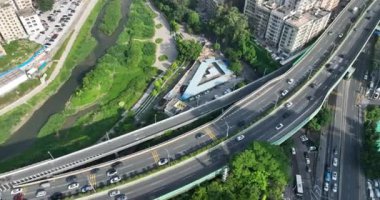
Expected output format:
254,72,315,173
296,174,304,196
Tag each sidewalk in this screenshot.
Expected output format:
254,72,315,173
0,0,99,116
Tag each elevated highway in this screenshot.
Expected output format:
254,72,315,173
1,0,378,198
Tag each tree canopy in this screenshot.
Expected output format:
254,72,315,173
307,107,332,132
176,142,289,200
362,106,380,178
176,38,202,61
36,0,54,11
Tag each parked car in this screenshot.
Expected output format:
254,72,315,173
324,182,329,192
291,147,296,155
81,185,93,193
333,157,338,167
332,171,338,181
287,78,294,84
35,189,47,198
107,168,118,177
333,183,338,193
281,90,289,96
68,182,80,190
276,123,284,130
236,135,245,141
10,188,22,195
285,102,293,108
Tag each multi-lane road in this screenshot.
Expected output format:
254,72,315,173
0,0,379,199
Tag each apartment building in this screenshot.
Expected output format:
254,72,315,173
18,7,44,35
319,0,340,11
0,0,27,42
278,9,330,53
244,0,331,54
12,0,33,10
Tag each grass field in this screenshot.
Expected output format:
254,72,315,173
0,0,157,172
99,0,122,35
0,40,41,73
0,0,106,148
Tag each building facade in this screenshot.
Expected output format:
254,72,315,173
319,0,340,11
18,8,43,35
12,0,33,10
244,0,331,54
0,0,27,42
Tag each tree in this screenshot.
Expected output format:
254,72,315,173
213,42,221,51
177,142,289,200
307,107,332,132
170,20,180,32
36,0,54,11
186,11,200,32
176,38,202,61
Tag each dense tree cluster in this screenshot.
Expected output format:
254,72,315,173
35,0,54,11
175,142,289,200
362,105,380,178
175,37,202,61
307,107,332,132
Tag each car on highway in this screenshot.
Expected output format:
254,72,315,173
109,189,121,197
333,183,338,193
275,123,284,130
300,135,309,142
236,135,245,141
81,185,93,193
40,181,51,188
285,102,293,108
324,182,329,192
110,176,121,184
306,157,310,165
291,147,296,155
287,78,294,84
112,161,123,168
35,189,47,198
333,147,338,155
68,182,80,190
306,165,312,173
338,33,344,38
107,168,118,177
115,194,128,200
10,188,22,195
195,132,205,139
333,157,338,167
332,171,338,181
375,188,380,198
281,90,289,96
307,96,314,101
158,158,169,166
368,180,373,190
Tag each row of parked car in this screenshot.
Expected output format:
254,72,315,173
368,179,380,199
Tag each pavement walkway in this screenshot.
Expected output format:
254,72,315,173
147,1,177,71
0,0,99,116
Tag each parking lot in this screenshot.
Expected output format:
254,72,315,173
30,0,83,49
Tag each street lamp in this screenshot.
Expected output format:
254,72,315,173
225,120,230,138
47,151,54,160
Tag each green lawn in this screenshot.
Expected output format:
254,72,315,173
0,0,158,172
0,40,41,73
99,0,122,35
0,0,106,148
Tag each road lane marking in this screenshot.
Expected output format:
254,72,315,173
151,150,159,163
204,128,217,140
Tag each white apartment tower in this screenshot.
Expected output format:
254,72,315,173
0,0,27,42
12,0,33,10
18,8,44,35
244,0,331,54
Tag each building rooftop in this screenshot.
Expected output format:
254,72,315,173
18,7,35,17
181,57,233,100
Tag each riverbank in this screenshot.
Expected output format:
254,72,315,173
0,0,158,172
0,0,105,146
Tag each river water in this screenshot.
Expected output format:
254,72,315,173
0,0,132,160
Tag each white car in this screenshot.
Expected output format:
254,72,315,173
332,171,338,181
281,90,289,96
236,135,245,141
333,157,338,167
110,176,121,184
291,147,296,155
287,78,294,84
333,183,338,193
35,189,47,198
285,102,293,108
324,182,329,192
306,158,310,165
276,123,284,130
300,135,309,142
374,180,379,188
368,180,373,190
109,189,121,197
10,188,23,195
158,158,169,166
107,168,118,177
68,182,80,190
